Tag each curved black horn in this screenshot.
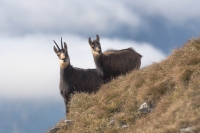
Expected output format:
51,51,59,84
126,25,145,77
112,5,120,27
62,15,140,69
53,40,61,51
61,37,64,50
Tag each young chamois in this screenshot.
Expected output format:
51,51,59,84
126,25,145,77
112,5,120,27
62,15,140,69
88,35,142,82
53,38,103,118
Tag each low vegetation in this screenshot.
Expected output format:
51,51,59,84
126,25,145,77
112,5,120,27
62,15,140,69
48,38,200,133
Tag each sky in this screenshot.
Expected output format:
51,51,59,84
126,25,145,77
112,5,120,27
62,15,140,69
1,1,200,132
1,0,200,101
0,0,185,101
1,0,200,51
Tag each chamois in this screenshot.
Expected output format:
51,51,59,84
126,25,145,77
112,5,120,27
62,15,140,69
53,38,103,118
88,34,142,82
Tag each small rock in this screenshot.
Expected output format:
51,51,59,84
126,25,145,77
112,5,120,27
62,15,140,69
122,124,128,128
180,126,196,133
109,120,115,126
139,102,150,113
65,119,72,124
49,127,60,133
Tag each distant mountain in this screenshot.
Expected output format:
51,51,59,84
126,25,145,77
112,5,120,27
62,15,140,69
0,100,65,133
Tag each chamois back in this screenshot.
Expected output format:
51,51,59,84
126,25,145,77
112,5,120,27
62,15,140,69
104,48,141,72
88,35,142,82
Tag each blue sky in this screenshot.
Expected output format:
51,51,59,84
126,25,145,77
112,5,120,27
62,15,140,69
0,0,200,132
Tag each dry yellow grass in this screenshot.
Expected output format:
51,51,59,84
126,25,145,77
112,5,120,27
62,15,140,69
48,37,200,133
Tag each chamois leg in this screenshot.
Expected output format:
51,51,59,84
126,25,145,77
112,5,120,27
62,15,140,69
64,98,69,119
63,98,72,124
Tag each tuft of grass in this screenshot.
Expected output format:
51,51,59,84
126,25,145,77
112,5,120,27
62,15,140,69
180,69,193,86
48,37,200,133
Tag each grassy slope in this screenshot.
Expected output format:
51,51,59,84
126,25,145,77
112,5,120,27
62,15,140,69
48,38,200,133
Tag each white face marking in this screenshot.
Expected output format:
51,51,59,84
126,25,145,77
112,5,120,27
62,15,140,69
57,52,70,69
60,53,66,59
91,44,101,56
59,57,70,69
92,50,101,56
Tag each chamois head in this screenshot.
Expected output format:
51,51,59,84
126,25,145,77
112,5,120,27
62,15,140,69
53,38,70,69
88,34,102,56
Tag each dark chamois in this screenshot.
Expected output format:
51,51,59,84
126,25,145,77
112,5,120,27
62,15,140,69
88,34,142,82
53,38,103,118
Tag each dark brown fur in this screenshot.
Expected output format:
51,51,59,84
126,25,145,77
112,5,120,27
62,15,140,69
88,35,142,82
53,38,103,118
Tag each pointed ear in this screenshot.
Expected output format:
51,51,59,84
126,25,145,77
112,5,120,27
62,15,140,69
88,37,92,45
64,42,68,51
96,34,100,42
53,46,58,54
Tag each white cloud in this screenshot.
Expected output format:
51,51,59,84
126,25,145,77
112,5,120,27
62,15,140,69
0,0,140,36
0,0,200,55
1,0,200,37
0,33,166,101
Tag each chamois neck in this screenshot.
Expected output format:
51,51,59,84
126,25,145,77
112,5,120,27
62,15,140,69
93,54,102,66
60,63,74,79
93,54,104,77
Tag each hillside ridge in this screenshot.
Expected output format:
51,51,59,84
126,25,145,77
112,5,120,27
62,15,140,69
48,37,200,133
